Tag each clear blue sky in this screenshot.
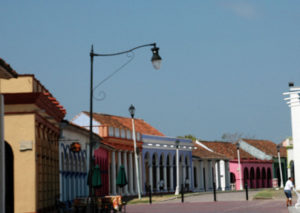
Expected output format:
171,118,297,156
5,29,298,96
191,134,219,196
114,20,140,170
1,1,300,143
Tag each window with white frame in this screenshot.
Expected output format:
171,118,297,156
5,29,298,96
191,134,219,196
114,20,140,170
109,127,114,137
121,129,126,138
127,129,131,139
115,128,120,137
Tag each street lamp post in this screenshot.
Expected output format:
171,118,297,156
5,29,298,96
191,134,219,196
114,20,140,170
129,105,142,199
277,144,284,188
175,140,180,195
236,142,243,190
88,43,161,203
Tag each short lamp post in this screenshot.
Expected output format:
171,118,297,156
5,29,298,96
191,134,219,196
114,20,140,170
277,144,284,188
88,44,162,205
236,142,243,190
129,104,142,200
175,140,180,195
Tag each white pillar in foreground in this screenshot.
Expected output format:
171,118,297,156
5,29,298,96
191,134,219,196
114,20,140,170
284,85,300,190
220,160,226,191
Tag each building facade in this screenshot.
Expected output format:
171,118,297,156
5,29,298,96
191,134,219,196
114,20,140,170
71,112,164,196
199,140,273,190
239,139,287,188
192,140,231,191
0,58,18,213
0,74,66,212
142,135,194,193
59,120,114,207
284,84,300,190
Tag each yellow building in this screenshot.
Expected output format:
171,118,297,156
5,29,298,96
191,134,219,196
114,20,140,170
0,73,66,213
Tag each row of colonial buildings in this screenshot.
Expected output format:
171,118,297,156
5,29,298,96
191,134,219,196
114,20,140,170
0,58,293,213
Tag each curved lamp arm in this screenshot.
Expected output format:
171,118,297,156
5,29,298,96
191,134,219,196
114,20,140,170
90,43,162,70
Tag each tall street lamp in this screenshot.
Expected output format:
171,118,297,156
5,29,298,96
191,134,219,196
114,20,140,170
175,140,180,195
88,43,162,201
277,144,284,188
129,105,142,199
236,142,243,190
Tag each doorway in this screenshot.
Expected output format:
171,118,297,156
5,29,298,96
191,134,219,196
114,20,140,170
5,142,14,213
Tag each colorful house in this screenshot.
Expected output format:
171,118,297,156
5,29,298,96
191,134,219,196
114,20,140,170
282,137,294,181
192,140,231,191
0,58,18,213
198,140,273,190
142,135,194,193
0,74,66,212
238,138,287,188
71,112,164,196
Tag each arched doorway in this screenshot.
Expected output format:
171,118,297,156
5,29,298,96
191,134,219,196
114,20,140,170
250,167,255,188
152,154,158,191
5,142,14,213
144,152,150,187
256,168,261,188
166,154,171,191
230,172,236,190
262,168,266,188
244,168,249,187
173,155,176,190
159,154,164,191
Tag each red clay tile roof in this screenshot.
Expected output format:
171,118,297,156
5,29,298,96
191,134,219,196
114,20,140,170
0,58,18,78
84,112,164,136
192,141,229,160
200,141,256,160
241,139,287,158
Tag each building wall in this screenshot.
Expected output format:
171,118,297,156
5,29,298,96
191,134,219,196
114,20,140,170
142,135,194,193
230,160,273,190
4,114,36,212
0,76,33,93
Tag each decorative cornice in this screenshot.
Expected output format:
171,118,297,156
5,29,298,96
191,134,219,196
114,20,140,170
3,92,65,122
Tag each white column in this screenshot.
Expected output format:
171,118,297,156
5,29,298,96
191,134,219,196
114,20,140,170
0,94,5,213
288,91,300,190
237,149,243,190
220,160,226,191
138,152,143,194
111,151,116,195
163,162,167,191
175,149,180,195
170,162,174,191
156,162,160,191
208,160,213,190
123,151,128,195
129,152,134,195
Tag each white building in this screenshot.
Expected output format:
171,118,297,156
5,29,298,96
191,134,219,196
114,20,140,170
283,83,300,190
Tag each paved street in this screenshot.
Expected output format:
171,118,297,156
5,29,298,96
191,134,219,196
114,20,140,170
126,191,297,213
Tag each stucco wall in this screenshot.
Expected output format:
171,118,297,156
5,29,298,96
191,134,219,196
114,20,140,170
4,113,36,213
0,77,33,93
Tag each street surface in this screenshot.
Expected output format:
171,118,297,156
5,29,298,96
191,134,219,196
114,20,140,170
126,191,296,213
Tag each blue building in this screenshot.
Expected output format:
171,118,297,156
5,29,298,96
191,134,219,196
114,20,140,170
141,135,194,193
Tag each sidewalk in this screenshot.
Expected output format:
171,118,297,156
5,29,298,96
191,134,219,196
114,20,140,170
126,190,294,213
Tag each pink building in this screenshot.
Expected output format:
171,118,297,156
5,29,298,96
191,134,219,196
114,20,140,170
200,141,273,190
